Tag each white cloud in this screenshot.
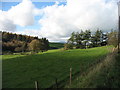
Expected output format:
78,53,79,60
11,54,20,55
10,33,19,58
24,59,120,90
0,0,118,42
0,0,40,31
15,29,70,42
38,0,118,42
7,0,35,26
0,10,16,32
15,29,41,37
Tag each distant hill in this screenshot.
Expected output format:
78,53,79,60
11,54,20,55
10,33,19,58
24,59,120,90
2,31,49,53
49,42,64,49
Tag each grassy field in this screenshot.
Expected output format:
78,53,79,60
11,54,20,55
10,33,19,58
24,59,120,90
68,49,120,88
2,46,111,88
49,42,64,49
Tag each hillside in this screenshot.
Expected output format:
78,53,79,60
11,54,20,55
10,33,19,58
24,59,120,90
2,46,111,88
2,31,49,53
67,48,120,88
49,42,64,49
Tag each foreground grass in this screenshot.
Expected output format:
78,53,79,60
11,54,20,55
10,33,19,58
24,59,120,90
2,55,25,60
2,46,110,88
69,49,120,88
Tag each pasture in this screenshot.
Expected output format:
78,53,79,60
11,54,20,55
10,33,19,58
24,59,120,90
2,46,111,88
69,51,120,88
49,42,64,49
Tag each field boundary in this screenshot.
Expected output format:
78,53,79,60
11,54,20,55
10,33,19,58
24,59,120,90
66,47,117,88
49,47,114,88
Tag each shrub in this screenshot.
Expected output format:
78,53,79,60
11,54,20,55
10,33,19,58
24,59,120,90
64,43,73,50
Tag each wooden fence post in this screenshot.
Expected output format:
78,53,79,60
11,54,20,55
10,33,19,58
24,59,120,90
35,81,39,90
70,68,72,86
55,78,58,88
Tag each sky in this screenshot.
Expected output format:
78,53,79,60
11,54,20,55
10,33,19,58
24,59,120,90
0,0,119,42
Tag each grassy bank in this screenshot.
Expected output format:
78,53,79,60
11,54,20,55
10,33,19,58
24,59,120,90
69,48,120,88
2,46,111,88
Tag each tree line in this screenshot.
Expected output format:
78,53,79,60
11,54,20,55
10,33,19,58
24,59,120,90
1,29,118,54
64,29,118,50
2,31,49,54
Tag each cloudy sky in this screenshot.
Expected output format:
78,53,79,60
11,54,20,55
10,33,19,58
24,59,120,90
0,0,118,42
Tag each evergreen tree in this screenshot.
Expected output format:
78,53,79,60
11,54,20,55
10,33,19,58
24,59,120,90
68,32,75,44
92,29,103,47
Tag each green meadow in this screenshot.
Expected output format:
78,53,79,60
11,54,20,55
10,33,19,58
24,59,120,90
69,51,120,88
49,43,64,49
2,46,111,88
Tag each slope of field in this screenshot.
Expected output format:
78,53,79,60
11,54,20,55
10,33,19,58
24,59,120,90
49,42,64,49
68,49,120,88
2,46,111,88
